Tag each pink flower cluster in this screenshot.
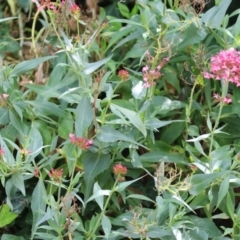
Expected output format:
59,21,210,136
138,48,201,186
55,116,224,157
142,57,169,88
32,0,79,14
69,133,93,150
203,49,240,86
213,93,232,104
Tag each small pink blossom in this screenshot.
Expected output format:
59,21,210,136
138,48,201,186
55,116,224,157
142,57,169,88
69,133,93,150
223,97,232,104
0,148,4,158
142,65,149,72
213,93,220,100
142,66,161,87
213,93,232,104
2,94,9,99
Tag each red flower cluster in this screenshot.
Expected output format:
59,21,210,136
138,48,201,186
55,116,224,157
203,49,240,86
118,69,129,81
113,164,127,175
69,133,93,150
69,3,80,15
48,168,63,182
113,164,127,181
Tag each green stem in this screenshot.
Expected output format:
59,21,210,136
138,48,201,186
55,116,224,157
185,81,198,143
208,101,224,157
208,80,229,163
86,179,118,240
101,81,122,124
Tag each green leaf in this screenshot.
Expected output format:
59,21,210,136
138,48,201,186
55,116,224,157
118,3,130,18
0,205,18,228
31,179,47,237
115,175,146,192
0,17,17,23
84,55,112,75
13,103,23,121
9,110,26,136
187,229,208,240
178,24,207,49
162,66,181,93
225,192,234,220
11,56,55,76
152,96,185,114
190,173,223,195
33,120,52,147
112,30,142,52
11,172,25,196
145,118,184,130
140,150,187,164
0,136,15,164
109,18,143,27
85,189,111,206
75,94,94,137
97,125,147,149
25,100,66,117
101,215,112,238
202,0,231,28
131,149,142,168
1,235,24,240
111,104,146,137
125,194,155,203
189,215,221,237
27,126,44,159
58,111,73,139
107,26,135,50
0,107,9,125
47,65,65,87
217,176,229,207
93,182,106,210
83,152,111,201
146,226,174,238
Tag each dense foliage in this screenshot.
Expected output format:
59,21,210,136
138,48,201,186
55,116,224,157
1,0,240,239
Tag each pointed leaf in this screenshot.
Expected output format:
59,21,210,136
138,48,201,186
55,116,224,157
217,176,229,207
11,56,55,76
111,104,146,137
115,175,146,192
202,0,231,28
0,205,18,228
101,215,112,238
84,55,112,74
75,94,94,136
97,125,147,149
11,173,25,196
83,152,111,200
